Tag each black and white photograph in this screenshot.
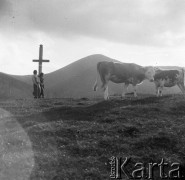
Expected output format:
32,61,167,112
0,0,185,179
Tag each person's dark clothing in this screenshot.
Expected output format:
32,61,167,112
40,76,44,98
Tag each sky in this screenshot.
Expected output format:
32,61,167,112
0,0,185,75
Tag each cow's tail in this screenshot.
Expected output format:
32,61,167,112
93,78,98,91
93,62,101,91
93,62,105,91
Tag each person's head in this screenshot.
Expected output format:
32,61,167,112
33,70,37,75
40,72,44,77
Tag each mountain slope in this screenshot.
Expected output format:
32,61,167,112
0,73,32,99
45,54,119,88
45,54,124,97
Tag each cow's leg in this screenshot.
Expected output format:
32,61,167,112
156,87,160,97
178,83,185,95
133,85,137,97
159,86,163,96
101,74,110,100
104,85,109,100
155,82,161,97
178,85,183,94
122,84,129,98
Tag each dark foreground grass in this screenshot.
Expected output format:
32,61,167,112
1,95,185,179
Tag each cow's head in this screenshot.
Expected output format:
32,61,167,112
144,66,155,82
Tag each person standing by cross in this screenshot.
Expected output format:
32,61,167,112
39,72,45,98
32,44,50,98
32,70,40,98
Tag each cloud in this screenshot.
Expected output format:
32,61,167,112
0,0,185,46
0,0,11,14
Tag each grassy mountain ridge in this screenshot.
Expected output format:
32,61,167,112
0,72,32,99
45,54,118,89
4,54,184,98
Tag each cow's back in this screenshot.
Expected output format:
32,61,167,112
155,70,179,81
154,69,180,87
97,61,147,85
113,63,145,81
97,61,115,75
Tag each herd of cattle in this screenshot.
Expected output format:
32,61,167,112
93,61,185,100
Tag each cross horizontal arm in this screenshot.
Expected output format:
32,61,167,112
42,60,50,62
33,59,50,62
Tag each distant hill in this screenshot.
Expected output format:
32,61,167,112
12,74,32,85
0,73,32,99
8,54,183,98
44,54,124,98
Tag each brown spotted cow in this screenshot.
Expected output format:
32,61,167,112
93,61,155,100
154,68,185,96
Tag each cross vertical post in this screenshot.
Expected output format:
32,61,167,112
39,44,43,74
33,44,50,75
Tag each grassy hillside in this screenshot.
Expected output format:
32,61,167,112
1,95,185,179
11,74,32,85
45,54,123,98
0,72,32,99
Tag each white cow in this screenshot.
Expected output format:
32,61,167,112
93,61,155,100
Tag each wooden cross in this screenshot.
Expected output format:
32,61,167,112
33,44,50,75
